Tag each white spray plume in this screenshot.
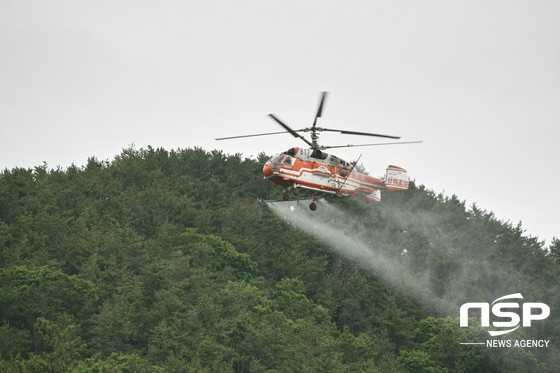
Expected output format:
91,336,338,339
267,198,559,368
266,199,450,313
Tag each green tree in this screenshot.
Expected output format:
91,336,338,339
0,266,98,330
6,317,86,373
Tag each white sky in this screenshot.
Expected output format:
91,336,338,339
1,1,559,244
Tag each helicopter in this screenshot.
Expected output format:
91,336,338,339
216,92,421,210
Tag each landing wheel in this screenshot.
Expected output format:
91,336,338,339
309,202,317,211
283,193,290,201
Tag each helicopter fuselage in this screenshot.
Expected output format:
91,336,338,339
263,147,408,202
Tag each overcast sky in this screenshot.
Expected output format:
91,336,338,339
1,1,558,244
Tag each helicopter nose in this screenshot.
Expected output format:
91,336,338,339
263,162,273,178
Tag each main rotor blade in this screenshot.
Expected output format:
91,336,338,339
312,91,328,129
215,130,301,141
322,141,423,150
322,128,401,139
268,114,313,147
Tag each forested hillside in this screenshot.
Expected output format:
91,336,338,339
1,146,558,372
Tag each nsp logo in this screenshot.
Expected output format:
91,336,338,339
460,293,550,336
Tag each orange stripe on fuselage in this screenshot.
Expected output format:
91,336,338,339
267,158,384,195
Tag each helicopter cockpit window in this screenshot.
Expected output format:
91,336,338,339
282,156,293,165
271,155,283,163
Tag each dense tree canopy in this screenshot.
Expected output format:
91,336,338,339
0,146,558,372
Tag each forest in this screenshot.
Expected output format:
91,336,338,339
0,146,559,372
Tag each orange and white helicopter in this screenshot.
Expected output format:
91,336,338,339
217,92,421,210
